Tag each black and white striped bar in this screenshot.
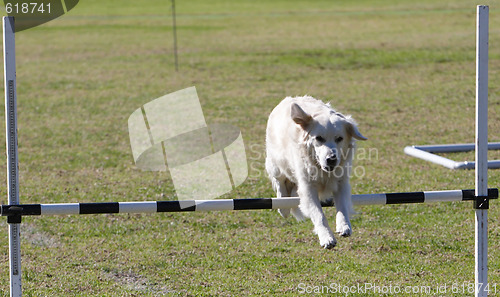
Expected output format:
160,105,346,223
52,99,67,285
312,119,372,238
1,189,497,217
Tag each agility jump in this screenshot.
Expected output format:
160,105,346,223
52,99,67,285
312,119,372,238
1,6,495,297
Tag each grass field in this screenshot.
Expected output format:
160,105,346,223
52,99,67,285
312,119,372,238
1,0,500,296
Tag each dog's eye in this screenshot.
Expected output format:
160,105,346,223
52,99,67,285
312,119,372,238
335,136,343,143
315,136,325,143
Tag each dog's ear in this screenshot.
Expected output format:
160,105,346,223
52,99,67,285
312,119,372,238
346,119,367,141
291,103,312,129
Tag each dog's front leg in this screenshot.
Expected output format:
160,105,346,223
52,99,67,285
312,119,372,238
298,183,336,249
334,179,353,237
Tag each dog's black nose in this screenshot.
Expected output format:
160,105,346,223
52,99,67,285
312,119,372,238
326,156,337,168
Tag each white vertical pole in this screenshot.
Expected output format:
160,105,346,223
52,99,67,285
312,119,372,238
171,0,179,72
475,5,488,297
3,16,22,297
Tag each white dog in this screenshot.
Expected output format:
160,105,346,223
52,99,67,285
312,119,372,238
265,96,366,249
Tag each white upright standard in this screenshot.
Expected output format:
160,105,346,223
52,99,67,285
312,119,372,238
3,16,22,297
475,5,489,297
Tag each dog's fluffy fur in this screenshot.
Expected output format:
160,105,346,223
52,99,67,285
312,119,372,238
265,96,366,249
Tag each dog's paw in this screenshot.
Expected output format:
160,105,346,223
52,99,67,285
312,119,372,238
319,235,337,249
336,224,352,237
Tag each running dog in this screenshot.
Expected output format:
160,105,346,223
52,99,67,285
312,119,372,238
265,96,366,249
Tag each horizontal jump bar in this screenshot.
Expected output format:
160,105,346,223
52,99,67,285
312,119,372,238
412,142,500,153
404,145,500,170
1,189,497,217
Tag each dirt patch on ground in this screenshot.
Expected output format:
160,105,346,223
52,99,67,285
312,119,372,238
105,269,176,296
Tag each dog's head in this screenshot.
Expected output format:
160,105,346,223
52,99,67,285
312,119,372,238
291,102,367,172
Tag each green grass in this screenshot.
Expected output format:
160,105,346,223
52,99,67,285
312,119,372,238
1,0,500,296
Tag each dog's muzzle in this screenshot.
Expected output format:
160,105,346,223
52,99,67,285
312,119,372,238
325,156,337,171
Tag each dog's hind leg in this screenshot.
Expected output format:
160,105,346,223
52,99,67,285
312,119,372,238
290,185,305,221
271,177,291,218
